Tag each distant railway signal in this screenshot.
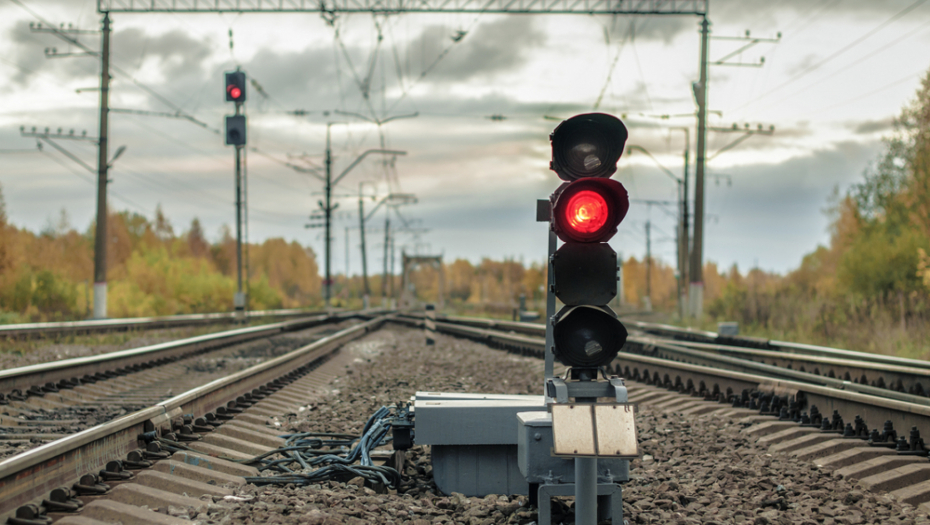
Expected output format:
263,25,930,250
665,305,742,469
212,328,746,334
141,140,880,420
225,115,246,146
225,71,246,103
547,113,629,369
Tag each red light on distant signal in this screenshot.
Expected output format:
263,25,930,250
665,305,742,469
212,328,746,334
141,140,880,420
227,85,242,100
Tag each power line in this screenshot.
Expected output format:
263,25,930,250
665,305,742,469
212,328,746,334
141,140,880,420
10,0,217,132
731,0,929,113
810,70,925,116
629,20,655,113
593,20,632,111
760,21,930,112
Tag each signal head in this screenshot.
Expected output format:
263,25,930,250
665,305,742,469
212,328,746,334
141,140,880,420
550,113,628,181
552,305,627,368
225,71,247,102
551,177,629,243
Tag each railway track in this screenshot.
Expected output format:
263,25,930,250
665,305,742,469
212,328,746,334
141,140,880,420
0,309,327,341
0,312,370,460
5,313,930,523
0,311,389,524
398,314,930,510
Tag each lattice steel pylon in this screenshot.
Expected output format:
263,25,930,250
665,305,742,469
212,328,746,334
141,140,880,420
97,0,705,15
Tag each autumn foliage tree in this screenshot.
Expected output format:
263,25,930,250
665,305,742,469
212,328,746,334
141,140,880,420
0,197,321,321
703,66,930,357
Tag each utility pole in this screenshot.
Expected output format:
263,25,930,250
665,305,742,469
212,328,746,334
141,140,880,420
382,217,390,303
359,185,371,297
23,15,121,319
345,226,350,280
625,146,684,316
645,220,652,312
93,12,111,319
358,185,416,302
690,15,709,320
688,26,779,319
324,125,333,307
670,127,690,319
318,124,405,308
390,229,396,300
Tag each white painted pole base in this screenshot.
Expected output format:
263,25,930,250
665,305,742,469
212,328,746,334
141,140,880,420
92,282,107,320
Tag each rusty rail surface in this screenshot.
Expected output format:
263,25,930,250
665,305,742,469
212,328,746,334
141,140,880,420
0,315,390,521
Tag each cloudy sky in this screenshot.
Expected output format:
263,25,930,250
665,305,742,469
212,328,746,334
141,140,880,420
1,0,928,278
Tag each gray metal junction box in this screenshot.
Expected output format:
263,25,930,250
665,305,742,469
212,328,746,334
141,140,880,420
413,392,630,497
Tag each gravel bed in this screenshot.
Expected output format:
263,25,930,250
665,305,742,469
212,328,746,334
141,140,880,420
182,325,927,525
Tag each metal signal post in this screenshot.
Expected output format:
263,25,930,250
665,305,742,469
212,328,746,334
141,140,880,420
537,113,637,525
225,69,248,315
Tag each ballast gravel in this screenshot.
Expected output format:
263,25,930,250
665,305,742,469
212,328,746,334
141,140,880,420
191,325,928,525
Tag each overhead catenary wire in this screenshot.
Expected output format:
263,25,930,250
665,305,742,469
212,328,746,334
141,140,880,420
758,21,930,114
807,69,925,116
629,20,655,113
731,0,930,114
9,0,218,133
593,20,633,111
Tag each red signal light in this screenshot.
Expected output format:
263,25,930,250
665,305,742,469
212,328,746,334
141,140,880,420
552,178,628,243
227,85,242,100
564,190,609,234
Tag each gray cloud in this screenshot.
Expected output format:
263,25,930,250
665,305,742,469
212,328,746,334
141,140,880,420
6,19,98,87
405,17,544,83
242,46,338,107
606,16,694,45
850,118,894,135
111,28,213,81
713,0,919,25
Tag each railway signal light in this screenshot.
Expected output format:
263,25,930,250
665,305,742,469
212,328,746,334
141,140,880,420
226,115,246,146
550,112,628,181
547,113,630,369
552,177,628,243
225,71,246,103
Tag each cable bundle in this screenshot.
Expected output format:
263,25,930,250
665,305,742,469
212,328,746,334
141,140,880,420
154,405,410,488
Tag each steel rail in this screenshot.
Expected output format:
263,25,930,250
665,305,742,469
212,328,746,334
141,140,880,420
0,315,390,521
404,315,930,452
0,308,330,340
411,314,930,399
0,313,358,397
661,339,930,396
627,319,930,371
624,336,930,406
423,316,930,404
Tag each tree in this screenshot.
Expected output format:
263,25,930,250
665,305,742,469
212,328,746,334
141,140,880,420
187,218,210,259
